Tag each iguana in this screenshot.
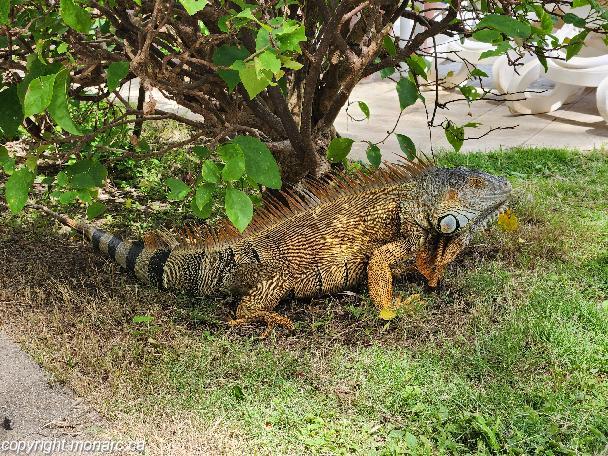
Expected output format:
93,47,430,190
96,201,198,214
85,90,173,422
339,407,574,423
31,160,511,336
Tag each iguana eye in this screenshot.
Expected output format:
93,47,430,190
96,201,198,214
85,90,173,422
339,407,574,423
438,214,459,234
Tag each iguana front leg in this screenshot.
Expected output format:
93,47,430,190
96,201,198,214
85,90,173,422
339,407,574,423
228,273,294,338
368,241,418,319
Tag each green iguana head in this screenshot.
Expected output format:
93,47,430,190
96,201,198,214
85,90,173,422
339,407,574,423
409,166,512,286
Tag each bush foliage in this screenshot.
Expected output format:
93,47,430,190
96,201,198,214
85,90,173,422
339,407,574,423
1,0,607,229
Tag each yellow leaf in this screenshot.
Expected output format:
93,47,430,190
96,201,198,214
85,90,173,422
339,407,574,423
497,208,519,232
379,308,397,321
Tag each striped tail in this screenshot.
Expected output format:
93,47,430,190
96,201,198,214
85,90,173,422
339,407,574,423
29,204,170,288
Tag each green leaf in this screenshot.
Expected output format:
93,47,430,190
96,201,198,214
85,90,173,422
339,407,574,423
382,35,397,57
2,157,15,175
217,14,230,33
58,190,78,205
166,177,190,201
106,61,130,92
132,314,154,324
533,5,554,34
225,187,253,232
17,59,62,105
405,432,418,449
255,50,282,76
48,69,81,135
476,14,531,39
470,68,489,78
0,86,24,139
406,55,428,80
358,101,370,119
566,30,588,61
0,0,9,25
24,74,56,117
445,122,465,152
275,24,306,52
281,56,303,70
541,14,554,34
178,0,208,15
326,137,354,163
191,197,212,219
366,143,381,168
0,146,8,165
198,20,210,35
25,156,37,172
256,28,271,51
396,134,416,160
479,42,512,60
234,61,272,99
86,201,106,220
221,148,246,182
459,85,480,102
396,77,419,110
195,183,215,210
60,0,92,33
5,168,34,213
535,47,548,72
562,12,586,28
380,67,395,79
202,160,221,183
68,159,107,189
212,46,250,92
55,171,69,188
77,189,93,204
235,8,257,21
193,145,211,160
232,384,246,401
472,29,501,43
232,135,281,189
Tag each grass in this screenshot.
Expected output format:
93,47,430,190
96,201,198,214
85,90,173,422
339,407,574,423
1,147,607,455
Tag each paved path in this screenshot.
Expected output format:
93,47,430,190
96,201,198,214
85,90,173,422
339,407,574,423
0,331,106,447
336,79,608,162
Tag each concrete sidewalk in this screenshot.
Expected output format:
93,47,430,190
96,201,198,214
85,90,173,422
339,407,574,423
335,79,608,163
0,331,106,445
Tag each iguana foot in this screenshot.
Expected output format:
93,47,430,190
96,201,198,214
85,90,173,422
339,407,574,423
378,293,421,320
228,311,295,338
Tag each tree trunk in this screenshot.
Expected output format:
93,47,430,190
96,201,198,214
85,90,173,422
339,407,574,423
268,126,334,185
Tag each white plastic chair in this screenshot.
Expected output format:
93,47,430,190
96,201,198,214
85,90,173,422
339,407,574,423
493,7,608,121
503,33,608,120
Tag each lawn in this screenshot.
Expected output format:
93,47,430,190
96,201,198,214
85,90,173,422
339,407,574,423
1,148,607,455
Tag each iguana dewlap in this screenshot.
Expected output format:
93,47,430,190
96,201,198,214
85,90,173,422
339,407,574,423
34,161,511,336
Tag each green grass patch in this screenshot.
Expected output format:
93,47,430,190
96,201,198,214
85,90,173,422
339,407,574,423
1,147,607,454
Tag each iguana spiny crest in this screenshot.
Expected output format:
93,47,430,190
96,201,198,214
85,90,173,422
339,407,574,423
33,160,511,337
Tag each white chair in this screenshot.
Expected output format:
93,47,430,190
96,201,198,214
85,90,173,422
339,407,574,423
493,7,608,121
502,33,608,120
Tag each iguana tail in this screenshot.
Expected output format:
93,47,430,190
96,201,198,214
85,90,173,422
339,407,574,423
29,204,170,288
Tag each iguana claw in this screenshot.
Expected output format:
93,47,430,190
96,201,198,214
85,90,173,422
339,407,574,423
378,293,421,320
